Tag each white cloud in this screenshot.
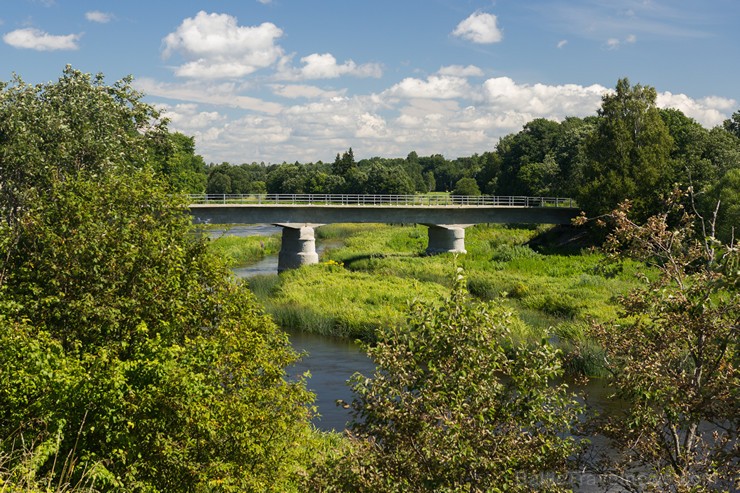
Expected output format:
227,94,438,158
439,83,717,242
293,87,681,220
3,28,81,50
137,69,735,166
626,34,637,43
159,103,226,130
482,77,608,117
543,2,711,42
270,84,347,99
387,75,473,99
437,65,484,77
355,113,388,139
606,38,620,49
657,92,736,127
452,12,502,44
257,0,272,3
299,53,382,79
135,78,283,114
277,52,383,80
86,11,113,23
162,11,285,79
557,39,568,49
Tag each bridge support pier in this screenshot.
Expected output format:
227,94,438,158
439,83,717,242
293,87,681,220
426,225,469,254
276,224,322,273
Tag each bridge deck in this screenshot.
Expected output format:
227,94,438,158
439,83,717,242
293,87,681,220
187,194,581,270
188,193,576,208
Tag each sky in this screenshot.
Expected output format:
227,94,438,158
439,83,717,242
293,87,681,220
2,0,739,165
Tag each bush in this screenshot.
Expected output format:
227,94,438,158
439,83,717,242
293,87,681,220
0,68,314,492
313,272,584,492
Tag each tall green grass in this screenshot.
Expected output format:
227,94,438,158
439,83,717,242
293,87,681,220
229,222,645,376
209,234,280,267
260,262,448,340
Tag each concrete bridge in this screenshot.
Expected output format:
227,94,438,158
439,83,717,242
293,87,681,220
188,194,580,272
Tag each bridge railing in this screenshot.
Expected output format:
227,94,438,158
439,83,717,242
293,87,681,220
187,194,577,208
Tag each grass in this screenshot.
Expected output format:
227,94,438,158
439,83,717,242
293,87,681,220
208,234,280,267
254,261,448,340
219,222,646,376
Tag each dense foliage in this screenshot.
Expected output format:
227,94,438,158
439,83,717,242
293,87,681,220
0,67,313,492
310,272,583,492
579,196,739,491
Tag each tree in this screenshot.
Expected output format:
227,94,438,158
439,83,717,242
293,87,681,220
315,273,583,492
475,151,501,194
517,153,560,197
452,176,481,196
0,68,314,491
495,118,561,196
206,169,232,194
332,147,356,176
419,154,454,191
0,66,168,227
579,195,739,491
578,78,674,220
704,168,740,243
723,110,740,139
153,132,208,193
363,160,415,195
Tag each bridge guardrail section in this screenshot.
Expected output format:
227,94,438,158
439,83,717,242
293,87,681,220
188,194,576,208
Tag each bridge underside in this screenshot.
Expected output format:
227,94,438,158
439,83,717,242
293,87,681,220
190,204,578,272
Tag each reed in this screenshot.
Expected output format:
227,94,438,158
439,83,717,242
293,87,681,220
237,222,644,376
209,234,280,266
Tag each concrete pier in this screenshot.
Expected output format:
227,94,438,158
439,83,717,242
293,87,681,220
276,224,321,272
426,225,469,254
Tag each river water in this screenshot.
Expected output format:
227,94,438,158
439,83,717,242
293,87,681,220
217,226,732,491
211,225,373,430
218,225,618,431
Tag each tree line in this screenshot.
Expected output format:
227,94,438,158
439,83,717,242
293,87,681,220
190,78,740,242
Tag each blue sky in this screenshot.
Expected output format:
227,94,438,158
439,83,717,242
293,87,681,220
2,0,739,164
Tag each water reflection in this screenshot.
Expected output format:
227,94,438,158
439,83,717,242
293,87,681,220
289,331,375,431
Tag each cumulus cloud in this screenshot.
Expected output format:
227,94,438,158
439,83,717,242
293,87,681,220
438,65,484,77
386,75,473,99
355,113,389,139
277,52,382,80
139,69,735,166
159,103,226,130
482,77,607,116
162,11,285,78
452,12,502,44
299,53,382,79
3,27,81,50
86,11,113,23
657,92,736,127
557,39,568,49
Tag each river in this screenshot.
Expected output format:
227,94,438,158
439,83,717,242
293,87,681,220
217,224,620,432
209,224,373,430
217,225,735,491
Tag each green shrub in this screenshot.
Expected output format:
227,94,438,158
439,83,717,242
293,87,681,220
314,273,584,492
525,293,582,319
490,244,541,262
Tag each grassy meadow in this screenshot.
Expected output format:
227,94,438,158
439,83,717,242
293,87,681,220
219,222,646,376
208,231,281,266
